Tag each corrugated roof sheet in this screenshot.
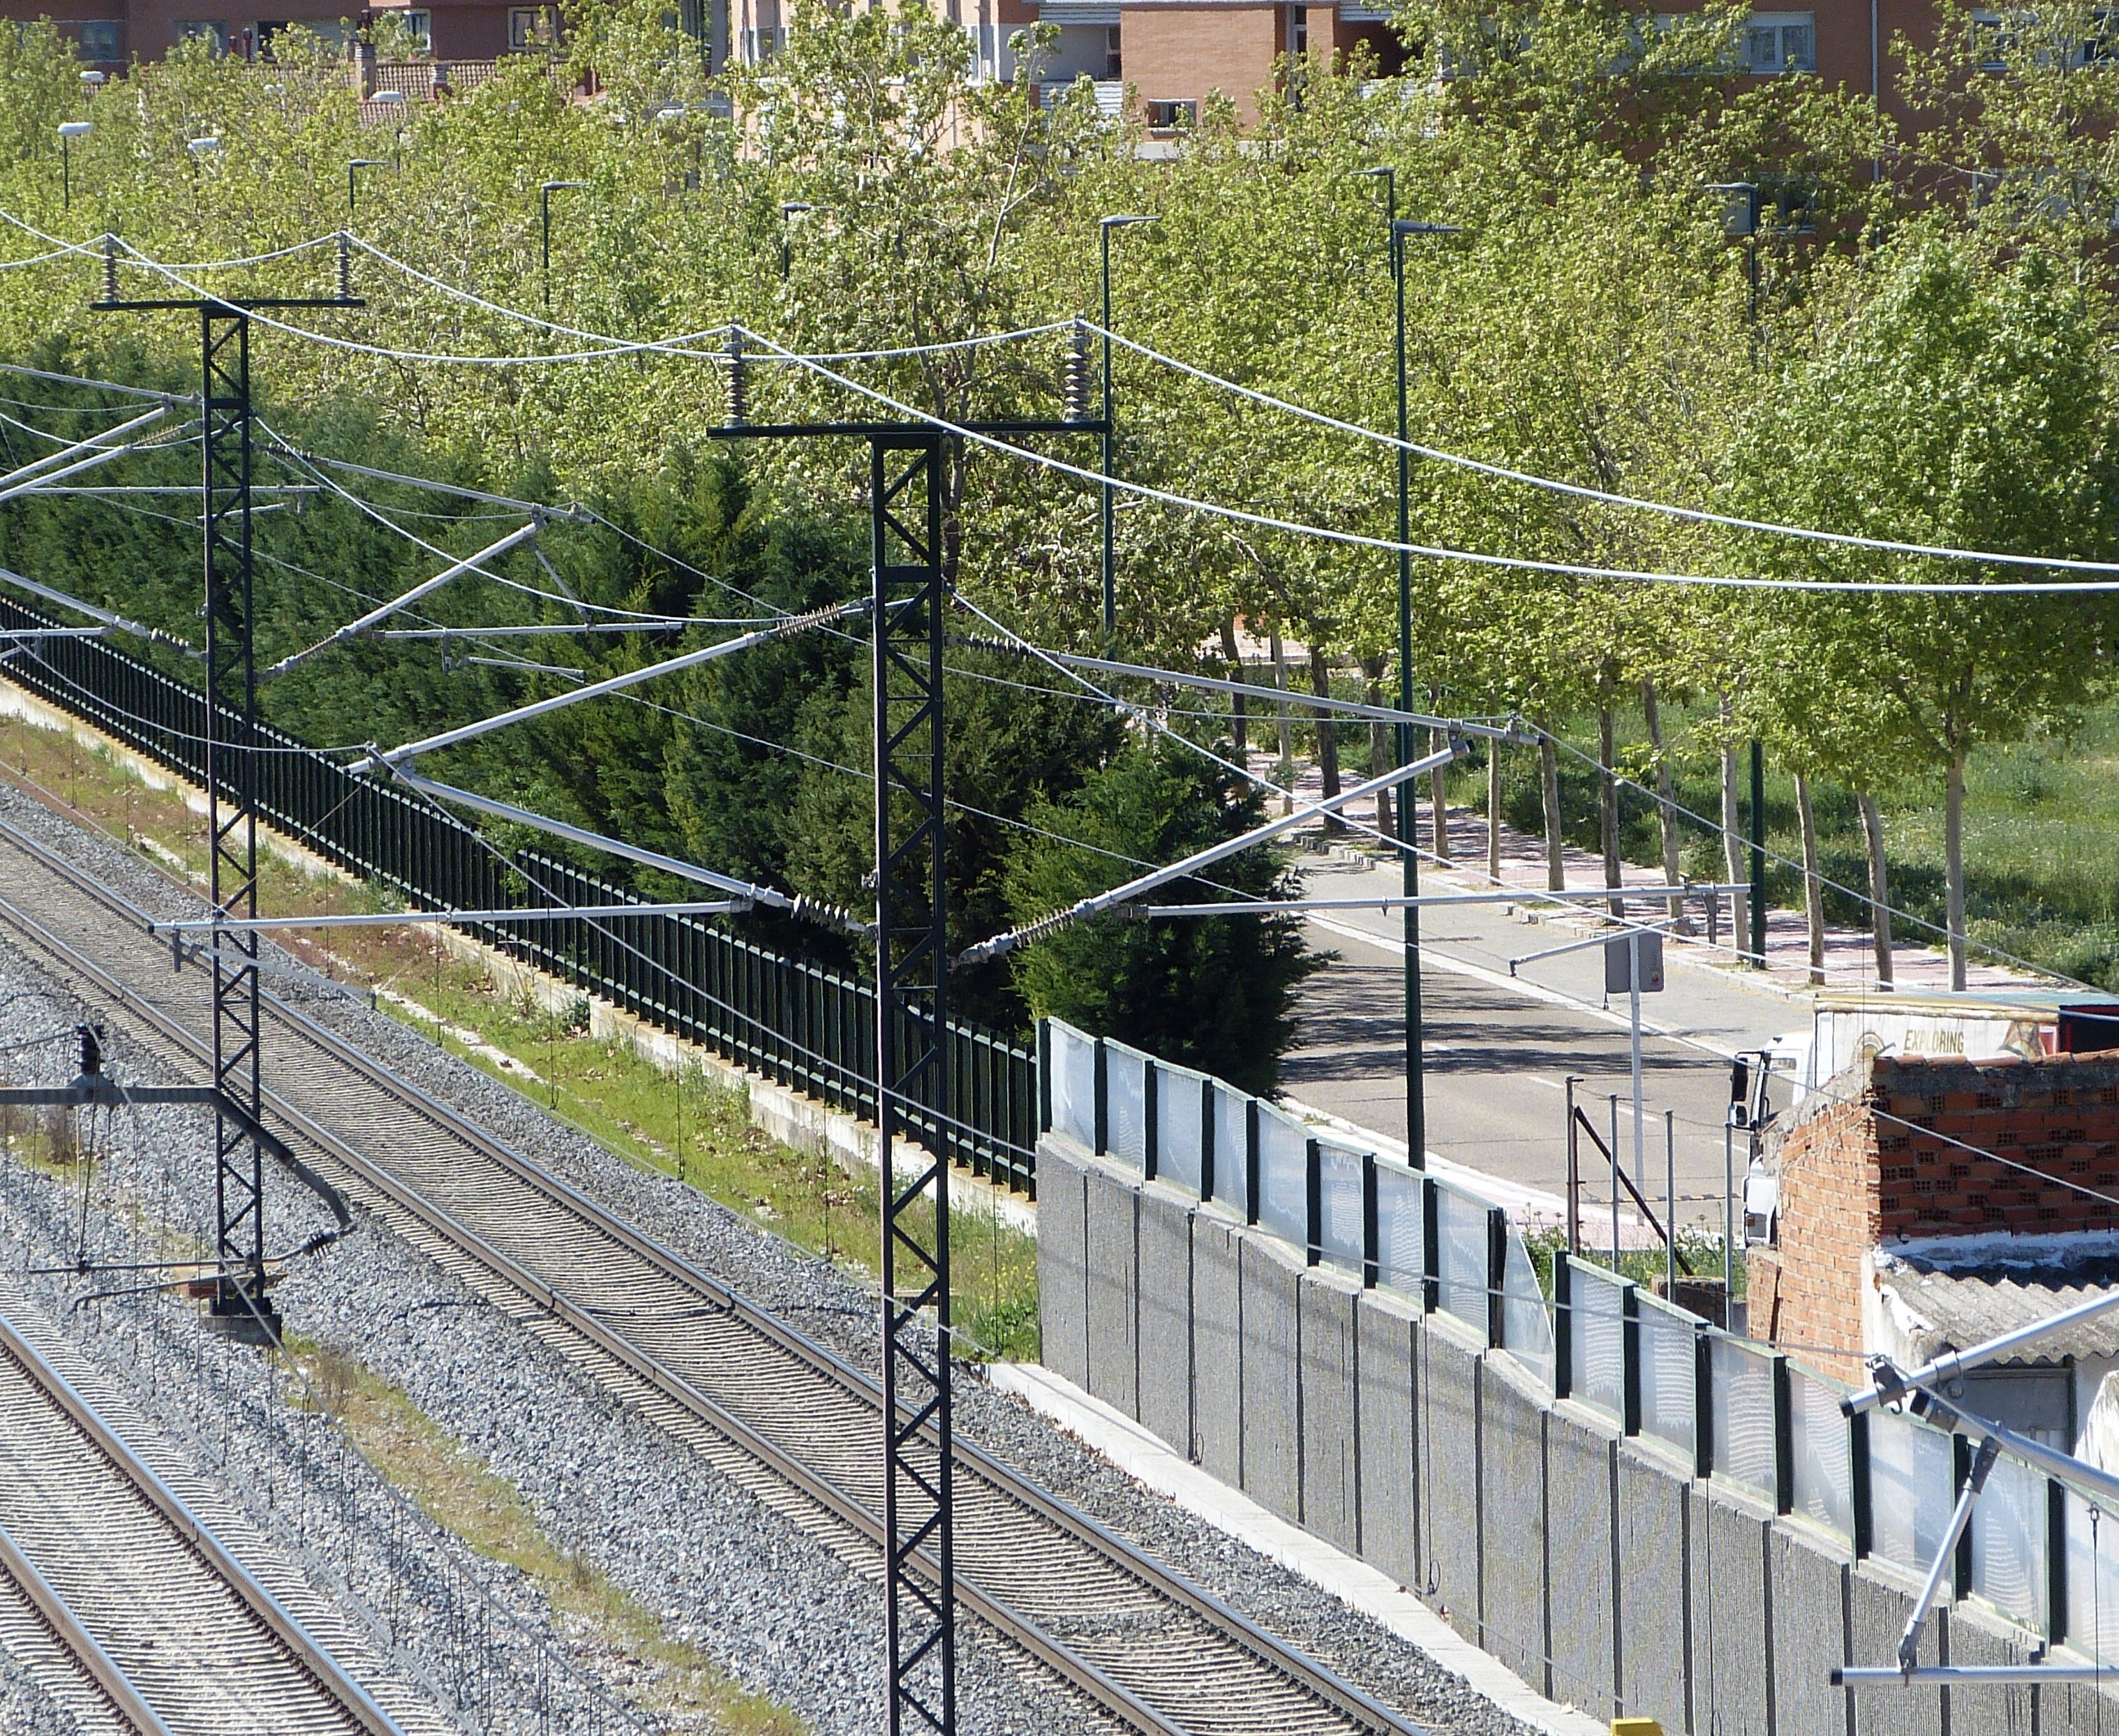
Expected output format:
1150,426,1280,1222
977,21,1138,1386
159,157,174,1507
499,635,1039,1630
1875,1263,2119,1365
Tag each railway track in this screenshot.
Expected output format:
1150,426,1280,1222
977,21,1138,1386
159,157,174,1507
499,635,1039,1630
0,806,1428,1736
0,1296,403,1736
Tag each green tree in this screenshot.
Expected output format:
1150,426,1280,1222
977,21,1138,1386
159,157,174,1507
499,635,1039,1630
1002,733,1324,1092
1727,232,2119,987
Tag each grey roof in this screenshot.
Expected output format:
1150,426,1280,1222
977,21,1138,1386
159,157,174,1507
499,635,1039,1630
1875,1264,2119,1365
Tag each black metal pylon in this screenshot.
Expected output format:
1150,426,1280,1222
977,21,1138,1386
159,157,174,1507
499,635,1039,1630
200,306,269,1334
870,431,954,1735
94,241,360,1341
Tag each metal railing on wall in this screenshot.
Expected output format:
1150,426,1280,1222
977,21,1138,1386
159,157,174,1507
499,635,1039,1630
0,598,1039,1192
1041,1015,2119,1672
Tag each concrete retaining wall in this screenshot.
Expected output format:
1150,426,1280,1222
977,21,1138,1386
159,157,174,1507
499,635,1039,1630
1043,1129,2088,1734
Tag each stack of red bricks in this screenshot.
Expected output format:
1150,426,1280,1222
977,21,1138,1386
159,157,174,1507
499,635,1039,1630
1748,1052,2119,1381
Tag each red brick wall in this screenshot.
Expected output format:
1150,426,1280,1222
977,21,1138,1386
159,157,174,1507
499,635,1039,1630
1120,3,1284,122
1751,1053,2119,1381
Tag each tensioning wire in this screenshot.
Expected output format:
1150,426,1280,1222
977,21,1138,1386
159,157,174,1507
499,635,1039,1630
738,326,2119,597
1094,323,2119,577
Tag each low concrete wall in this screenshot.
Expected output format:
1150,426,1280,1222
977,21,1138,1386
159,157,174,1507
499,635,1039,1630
1041,1129,2084,1734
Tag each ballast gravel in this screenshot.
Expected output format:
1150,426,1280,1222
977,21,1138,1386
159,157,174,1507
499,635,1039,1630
0,773,1546,1736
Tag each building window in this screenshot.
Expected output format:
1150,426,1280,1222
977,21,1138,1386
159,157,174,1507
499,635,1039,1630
507,6,551,50
1743,11,1814,72
1143,98,1197,128
402,8,431,48
176,18,230,52
76,18,119,58
1104,23,1121,78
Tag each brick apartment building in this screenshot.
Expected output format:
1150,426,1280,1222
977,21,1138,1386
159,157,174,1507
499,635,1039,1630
1750,1050,2119,1454
6,0,1968,124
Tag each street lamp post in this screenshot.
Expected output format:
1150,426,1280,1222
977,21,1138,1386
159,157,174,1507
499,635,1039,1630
57,122,91,211
1365,175,1459,1171
540,179,589,309
1707,182,1770,966
778,200,812,279
346,158,385,216
1098,213,1158,639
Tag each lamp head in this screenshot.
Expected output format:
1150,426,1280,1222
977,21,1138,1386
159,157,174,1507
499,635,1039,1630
541,178,590,192
1391,218,1459,237
1101,213,1159,229
350,156,385,168
58,121,93,140
1353,165,1392,178
1704,181,1761,238
780,200,813,217
186,135,220,155
80,69,107,86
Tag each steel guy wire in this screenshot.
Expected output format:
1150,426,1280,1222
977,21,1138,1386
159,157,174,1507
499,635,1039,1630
1095,323,2119,579
375,768,1034,1158
1537,727,2092,992
609,683,1274,902
348,232,1076,364
951,598,1791,979
25,218,2119,580
78,228,2119,591
737,324,2119,596
261,432,745,625
0,214,342,276
0,361,181,403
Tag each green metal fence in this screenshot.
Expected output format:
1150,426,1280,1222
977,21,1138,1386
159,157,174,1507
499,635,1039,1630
0,596,1039,1193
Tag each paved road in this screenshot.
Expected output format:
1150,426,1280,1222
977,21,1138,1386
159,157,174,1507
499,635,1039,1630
1281,856,1808,1234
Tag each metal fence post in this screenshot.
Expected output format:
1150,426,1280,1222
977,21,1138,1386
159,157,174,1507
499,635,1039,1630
1244,1099,1261,1228
1303,1138,1322,1268
1693,1326,1713,1480
1361,1153,1379,1290
1621,1279,1641,1436
1554,1254,1574,1400
1092,1037,1108,1157
1143,1060,1160,1182
1037,1020,1051,1136
1199,1077,1217,1205
1420,1171,1438,1314
1774,1353,1795,1517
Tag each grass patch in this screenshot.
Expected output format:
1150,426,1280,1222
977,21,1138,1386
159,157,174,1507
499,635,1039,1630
1477,697,2119,990
0,710,1043,1363
1519,1222,1744,1302
283,1337,801,1736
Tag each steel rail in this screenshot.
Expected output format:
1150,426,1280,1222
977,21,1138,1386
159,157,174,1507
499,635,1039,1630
0,811,1423,1736
0,1304,403,1736
0,1511,177,1736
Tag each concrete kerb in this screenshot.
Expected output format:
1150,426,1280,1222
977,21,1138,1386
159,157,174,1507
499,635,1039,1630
986,1360,1609,1736
0,675,1036,1233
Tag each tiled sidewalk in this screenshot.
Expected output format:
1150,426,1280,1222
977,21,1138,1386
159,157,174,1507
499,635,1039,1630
1252,750,2049,998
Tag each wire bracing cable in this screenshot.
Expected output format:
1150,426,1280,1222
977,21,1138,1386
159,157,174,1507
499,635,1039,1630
1536,727,2092,992
348,233,1074,364
737,327,2119,597
1094,325,2119,578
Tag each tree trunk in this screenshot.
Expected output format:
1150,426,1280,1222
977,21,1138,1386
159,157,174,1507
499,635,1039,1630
1487,740,1503,884
1642,679,1690,934
1428,683,1451,863
1859,791,1894,990
1220,616,1247,757
1362,656,1391,841
1946,751,1968,991
1719,702,1748,961
1538,724,1565,892
1599,706,1621,917
1795,771,1825,986
1270,627,1292,814
1311,645,1341,836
